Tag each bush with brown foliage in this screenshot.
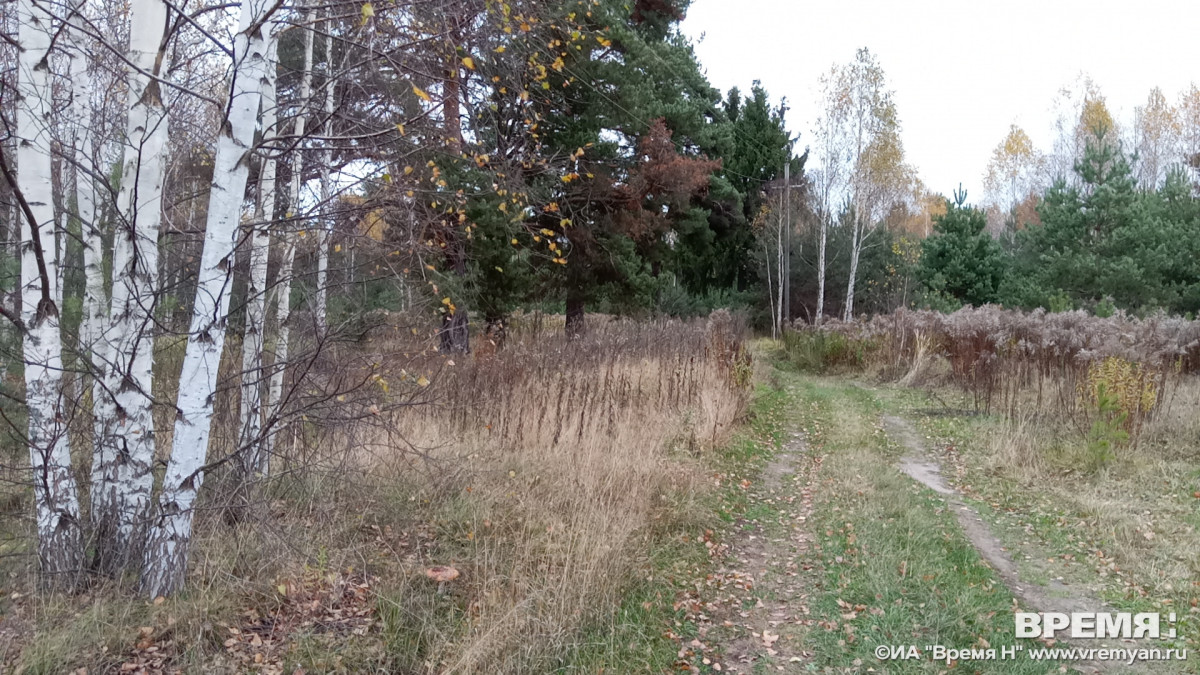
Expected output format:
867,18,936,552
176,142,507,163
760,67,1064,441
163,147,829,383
790,306,1200,437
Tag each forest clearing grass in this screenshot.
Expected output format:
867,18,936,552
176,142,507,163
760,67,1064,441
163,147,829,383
559,365,794,672
784,374,1060,674
1,314,784,674
780,309,1200,668
869,383,1200,662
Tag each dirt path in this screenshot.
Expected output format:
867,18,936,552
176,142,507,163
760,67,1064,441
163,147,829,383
695,428,820,673
883,413,1154,674
690,379,1168,674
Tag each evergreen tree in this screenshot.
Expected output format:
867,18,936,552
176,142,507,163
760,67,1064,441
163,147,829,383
917,191,1007,308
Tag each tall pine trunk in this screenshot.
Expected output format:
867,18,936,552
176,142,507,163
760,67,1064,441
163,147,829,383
16,0,85,589
92,0,171,574
140,0,275,598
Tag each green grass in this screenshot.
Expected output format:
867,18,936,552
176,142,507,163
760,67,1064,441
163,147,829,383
878,389,1199,663
786,375,1060,673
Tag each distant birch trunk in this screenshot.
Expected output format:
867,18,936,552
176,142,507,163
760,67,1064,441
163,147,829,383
16,0,85,588
236,32,279,502
815,213,827,325
92,0,171,573
844,214,861,321
313,15,334,337
264,3,315,462
140,0,276,598
66,0,106,381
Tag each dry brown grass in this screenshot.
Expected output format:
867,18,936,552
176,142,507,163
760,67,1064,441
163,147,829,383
304,312,750,672
2,312,751,674
921,352,1200,629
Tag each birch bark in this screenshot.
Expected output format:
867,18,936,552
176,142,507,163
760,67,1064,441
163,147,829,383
92,0,171,572
65,0,107,386
236,31,279,498
140,0,277,597
16,0,85,588
313,15,334,337
815,213,826,325
264,4,315,462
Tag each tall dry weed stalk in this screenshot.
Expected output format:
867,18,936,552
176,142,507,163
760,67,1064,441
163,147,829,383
197,311,753,673
796,306,1200,436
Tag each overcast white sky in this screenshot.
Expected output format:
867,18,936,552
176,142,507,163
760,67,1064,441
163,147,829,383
682,0,1198,200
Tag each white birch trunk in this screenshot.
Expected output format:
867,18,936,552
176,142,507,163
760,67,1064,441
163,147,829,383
17,0,85,588
92,0,171,572
264,4,315,462
844,218,861,321
140,0,275,597
72,42,112,468
67,3,105,365
238,33,278,485
313,18,334,337
816,214,827,325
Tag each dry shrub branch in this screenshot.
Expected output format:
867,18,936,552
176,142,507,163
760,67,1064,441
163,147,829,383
792,306,1200,438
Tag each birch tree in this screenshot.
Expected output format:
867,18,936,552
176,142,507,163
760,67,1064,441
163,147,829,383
1133,87,1180,191
1046,77,1115,186
90,0,172,573
811,68,848,326
141,0,277,598
814,49,908,320
1179,85,1200,174
263,3,316,464
982,124,1043,227
63,0,107,400
314,10,335,337
236,29,280,500
14,0,85,587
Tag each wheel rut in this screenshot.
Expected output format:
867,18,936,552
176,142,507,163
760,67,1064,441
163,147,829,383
883,413,1159,674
